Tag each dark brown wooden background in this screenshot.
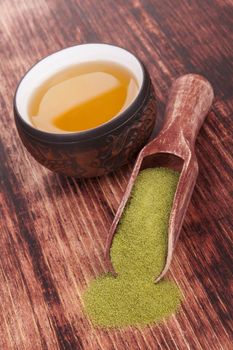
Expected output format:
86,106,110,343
0,0,232,349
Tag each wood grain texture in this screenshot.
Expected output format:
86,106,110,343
0,0,232,349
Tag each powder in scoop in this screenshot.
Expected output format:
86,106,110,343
83,168,181,328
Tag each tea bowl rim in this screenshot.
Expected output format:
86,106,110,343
14,43,152,144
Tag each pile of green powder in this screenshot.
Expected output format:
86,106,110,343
83,168,181,328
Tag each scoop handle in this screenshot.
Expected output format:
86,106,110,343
161,74,214,148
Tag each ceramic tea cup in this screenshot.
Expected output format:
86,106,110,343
14,43,157,178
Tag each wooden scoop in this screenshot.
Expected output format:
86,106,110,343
105,74,214,282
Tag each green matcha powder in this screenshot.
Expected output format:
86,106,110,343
83,168,181,328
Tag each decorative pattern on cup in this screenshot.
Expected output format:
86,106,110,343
17,85,156,177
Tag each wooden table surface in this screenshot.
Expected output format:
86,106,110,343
0,0,232,349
